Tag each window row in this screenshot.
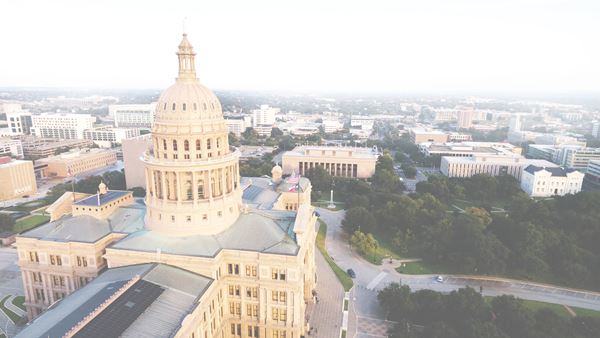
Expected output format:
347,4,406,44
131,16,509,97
162,101,217,112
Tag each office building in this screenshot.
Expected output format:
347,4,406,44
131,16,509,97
409,128,448,144
20,137,93,158
441,155,556,180
509,114,521,133
252,104,278,136
109,103,157,128
0,138,24,158
83,126,140,144
592,121,599,138
0,156,37,201
0,103,32,135
420,141,521,158
31,113,95,139
585,160,600,187
122,134,152,189
520,165,584,197
282,145,379,178
36,148,117,177
528,145,600,171
16,35,317,338
224,116,250,136
456,108,474,129
321,119,344,133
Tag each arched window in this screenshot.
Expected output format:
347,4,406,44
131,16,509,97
172,103,176,111
184,140,189,151
207,139,212,149
197,179,204,199
196,139,201,151
185,181,193,200
182,103,187,111
163,139,167,150
172,140,178,151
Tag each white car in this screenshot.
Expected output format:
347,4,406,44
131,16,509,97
435,275,444,283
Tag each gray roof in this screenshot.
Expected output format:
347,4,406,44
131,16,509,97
524,165,577,177
75,190,130,206
109,210,299,257
19,203,146,243
16,263,213,338
241,176,310,209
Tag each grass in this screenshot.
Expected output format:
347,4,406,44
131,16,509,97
5,199,48,212
341,329,347,338
14,215,50,232
313,200,345,211
12,296,25,312
484,297,600,319
0,295,22,323
316,220,354,291
396,261,435,274
344,299,349,311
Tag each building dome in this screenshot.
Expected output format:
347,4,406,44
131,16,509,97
142,34,242,236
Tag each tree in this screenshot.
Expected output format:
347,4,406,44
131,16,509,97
376,153,395,172
304,166,331,192
402,164,417,179
130,187,146,197
270,127,283,138
277,136,295,153
342,207,376,233
0,214,15,232
228,132,240,147
241,127,259,145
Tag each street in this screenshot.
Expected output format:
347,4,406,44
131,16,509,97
316,207,600,338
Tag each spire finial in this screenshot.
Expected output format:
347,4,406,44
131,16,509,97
176,32,196,80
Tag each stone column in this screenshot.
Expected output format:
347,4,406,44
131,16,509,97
192,171,198,203
176,171,182,204
161,171,167,202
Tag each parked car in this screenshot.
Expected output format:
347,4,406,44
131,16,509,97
347,269,356,278
435,275,444,283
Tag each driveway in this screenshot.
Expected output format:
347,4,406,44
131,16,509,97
0,247,24,337
316,207,600,337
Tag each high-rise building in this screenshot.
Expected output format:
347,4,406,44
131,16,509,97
509,114,521,133
0,103,32,135
251,104,279,136
592,121,600,138
456,108,474,129
0,138,24,158
16,35,317,338
109,103,157,128
31,113,95,139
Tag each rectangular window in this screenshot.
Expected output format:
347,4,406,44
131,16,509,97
50,255,62,266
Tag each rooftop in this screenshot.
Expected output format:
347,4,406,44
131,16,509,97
524,165,579,177
75,190,131,207
283,145,379,159
15,263,213,338
109,209,299,257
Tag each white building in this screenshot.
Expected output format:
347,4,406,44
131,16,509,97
31,113,95,139
441,154,556,181
109,103,157,128
83,126,141,145
321,119,344,133
224,116,250,136
251,104,279,136
420,141,521,158
0,138,24,158
520,165,584,197
592,121,599,138
585,160,600,187
509,115,521,133
350,115,374,130
557,147,600,171
0,103,32,135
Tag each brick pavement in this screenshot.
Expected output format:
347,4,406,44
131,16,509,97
306,250,345,338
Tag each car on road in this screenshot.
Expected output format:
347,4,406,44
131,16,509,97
435,275,444,283
347,269,356,278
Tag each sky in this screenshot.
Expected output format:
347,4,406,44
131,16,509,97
0,0,599,93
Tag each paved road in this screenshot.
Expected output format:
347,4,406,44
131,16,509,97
317,207,600,337
0,247,24,337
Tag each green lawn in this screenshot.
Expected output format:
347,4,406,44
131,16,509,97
316,220,353,291
14,215,50,232
396,261,435,274
0,295,22,323
5,200,48,212
483,297,600,319
12,296,25,312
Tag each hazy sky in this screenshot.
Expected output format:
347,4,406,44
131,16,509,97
1,0,599,93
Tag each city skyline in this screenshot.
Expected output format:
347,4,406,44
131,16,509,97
1,0,599,93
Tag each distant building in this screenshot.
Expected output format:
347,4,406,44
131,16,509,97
420,141,520,158
592,121,599,138
585,160,600,188
20,137,93,158
224,116,250,136
252,104,278,136
447,132,472,142
31,113,95,139
0,103,32,135
36,148,117,177
321,119,344,133
409,128,448,144
456,108,474,129
509,115,521,133
282,145,379,178
528,145,600,171
441,155,556,181
83,126,140,145
520,165,584,197
109,103,157,128
121,134,152,189
0,156,37,201
350,116,374,130
0,138,24,158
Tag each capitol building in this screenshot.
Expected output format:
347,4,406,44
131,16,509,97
15,35,317,338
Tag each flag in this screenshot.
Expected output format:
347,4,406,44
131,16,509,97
67,167,72,177
288,184,298,192
287,171,299,184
